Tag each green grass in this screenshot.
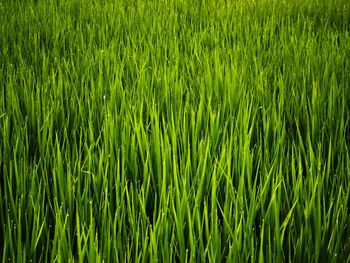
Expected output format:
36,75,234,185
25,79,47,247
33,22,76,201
1,0,350,262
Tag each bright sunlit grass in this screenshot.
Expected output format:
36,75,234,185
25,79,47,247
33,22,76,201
1,0,350,262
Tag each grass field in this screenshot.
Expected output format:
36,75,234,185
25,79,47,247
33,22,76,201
1,0,350,262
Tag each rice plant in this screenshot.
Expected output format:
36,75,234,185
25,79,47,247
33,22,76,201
1,0,350,262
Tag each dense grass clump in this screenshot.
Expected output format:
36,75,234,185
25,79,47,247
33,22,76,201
1,0,350,262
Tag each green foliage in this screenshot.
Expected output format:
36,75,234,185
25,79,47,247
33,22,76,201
1,0,350,262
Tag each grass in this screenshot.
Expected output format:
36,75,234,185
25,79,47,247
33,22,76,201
1,0,350,262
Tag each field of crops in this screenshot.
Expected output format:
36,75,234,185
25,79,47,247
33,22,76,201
1,0,350,262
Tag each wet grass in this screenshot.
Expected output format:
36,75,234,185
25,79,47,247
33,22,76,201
1,0,350,262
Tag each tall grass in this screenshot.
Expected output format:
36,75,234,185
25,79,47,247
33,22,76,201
1,0,350,262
